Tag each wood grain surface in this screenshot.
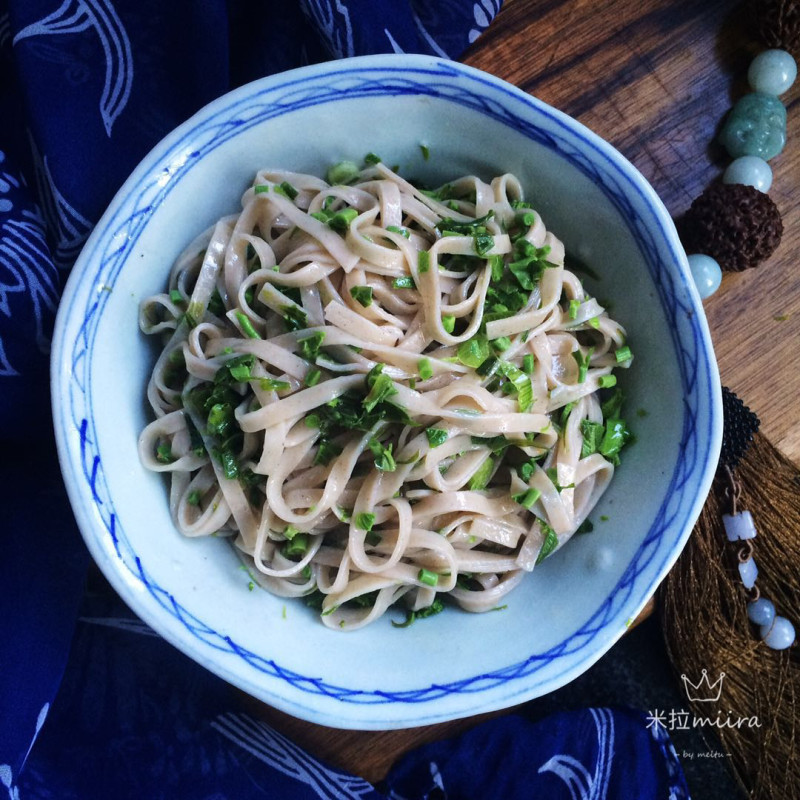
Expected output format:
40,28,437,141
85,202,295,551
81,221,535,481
251,0,800,783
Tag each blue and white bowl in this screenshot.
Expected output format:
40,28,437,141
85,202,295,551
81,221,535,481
51,54,722,729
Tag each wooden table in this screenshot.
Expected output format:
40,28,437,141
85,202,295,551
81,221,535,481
249,0,800,783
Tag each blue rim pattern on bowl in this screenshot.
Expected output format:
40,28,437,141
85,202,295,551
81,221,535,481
52,55,721,725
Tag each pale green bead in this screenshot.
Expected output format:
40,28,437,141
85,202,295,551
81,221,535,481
687,254,722,299
722,156,772,192
718,92,786,160
747,49,797,96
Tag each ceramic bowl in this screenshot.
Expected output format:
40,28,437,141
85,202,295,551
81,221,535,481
51,54,722,729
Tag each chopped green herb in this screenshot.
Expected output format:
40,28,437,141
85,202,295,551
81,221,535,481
522,354,534,375
491,336,512,352
328,207,358,231
350,286,373,307
418,568,439,587
186,489,202,506
363,371,397,412
572,347,594,383
426,428,448,447
282,532,309,559
580,419,605,457
418,357,433,380
418,250,431,274
468,456,495,490
298,331,325,361
441,315,456,333
355,512,376,531
368,438,397,472
364,152,381,165
259,377,291,392
457,335,491,368
615,346,632,363
326,160,361,185
391,597,444,628
512,487,541,509
419,143,430,160
568,298,580,319
314,438,343,466
253,184,270,194
282,304,308,332
392,275,415,289
536,523,559,564
598,374,617,388
386,225,410,238
304,368,322,387
156,441,173,463
235,311,262,340
276,181,299,200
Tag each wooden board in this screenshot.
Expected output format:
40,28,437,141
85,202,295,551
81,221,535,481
249,0,800,782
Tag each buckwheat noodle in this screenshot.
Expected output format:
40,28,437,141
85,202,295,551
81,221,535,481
138,159,632,630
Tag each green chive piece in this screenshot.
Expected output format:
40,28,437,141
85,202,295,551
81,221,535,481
259,378,290,391
277,181,298,200
491,336,511,352
418,357,433,380
426,428,448,447
282,532,309,559
156,441,173,463
305,368,322,387
457,335,491,368
522,354,534,374
568,298,580,319
615,346,632,363
350,285,374,307
235,311,262,339
598,374,617,388
355,512,376,532
386,225,410,238
572,347,594,383
253,184,270,194
442,315,456,333
364,152,381,165
588,317,600,329
418,250,431,274
468,456,495,490
298,331,325,361
326,161,361,185
328,207,358,231
392,275,415,289
420,143,430,160
512,487,541,509
417,568,439,587
186,489,202,506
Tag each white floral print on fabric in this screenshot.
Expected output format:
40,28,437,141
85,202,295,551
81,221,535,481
212,713,377,800
537,707,615,800
13,0,133,136
300,0,355,59
468,0,501,43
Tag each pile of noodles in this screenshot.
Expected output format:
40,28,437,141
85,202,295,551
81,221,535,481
138,158,632,630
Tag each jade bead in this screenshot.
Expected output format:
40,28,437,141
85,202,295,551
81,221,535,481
722,156,772,192
687,254,722,298
747,49,797,96
718,92,786,160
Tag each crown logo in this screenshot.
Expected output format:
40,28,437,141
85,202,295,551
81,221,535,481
681,669,725,702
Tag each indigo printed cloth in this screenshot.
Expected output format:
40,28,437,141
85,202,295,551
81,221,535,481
0,1,690,797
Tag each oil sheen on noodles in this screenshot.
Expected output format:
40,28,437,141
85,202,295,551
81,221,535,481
138,158,633,630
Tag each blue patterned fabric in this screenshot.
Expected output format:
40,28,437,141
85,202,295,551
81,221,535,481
0,2,690,798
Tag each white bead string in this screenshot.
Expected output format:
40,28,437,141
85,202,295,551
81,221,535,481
723,466,796,650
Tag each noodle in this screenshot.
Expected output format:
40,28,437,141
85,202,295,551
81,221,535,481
138,158,633,630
